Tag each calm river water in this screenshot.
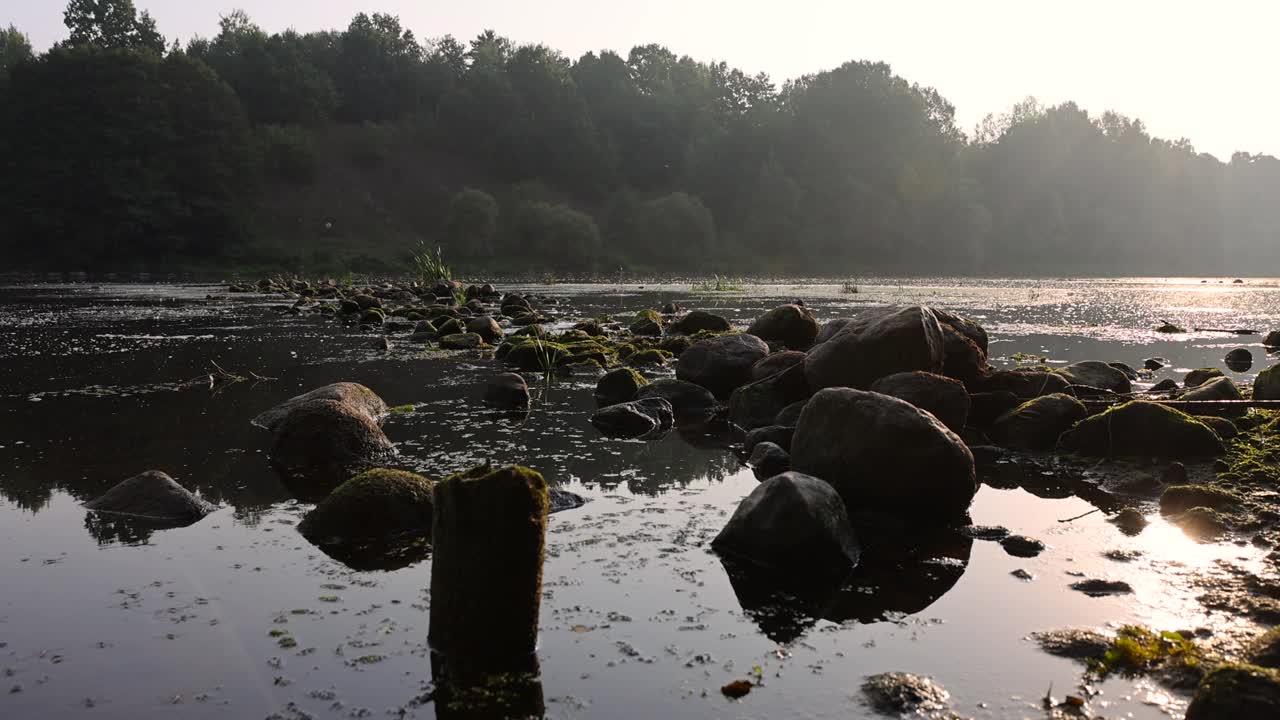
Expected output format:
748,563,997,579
1,277,1278,719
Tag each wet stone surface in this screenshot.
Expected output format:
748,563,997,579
1,278,1280,719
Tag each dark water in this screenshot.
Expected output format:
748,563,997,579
1,278,1277,719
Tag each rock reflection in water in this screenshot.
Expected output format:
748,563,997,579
305,532,432,572
83,511,182,545
721,518,973,643
429,651,544,720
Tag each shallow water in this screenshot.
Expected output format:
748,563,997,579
1,277,1277,719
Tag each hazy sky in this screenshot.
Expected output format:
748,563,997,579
8,1,1276,160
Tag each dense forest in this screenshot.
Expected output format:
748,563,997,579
2,0,1279,276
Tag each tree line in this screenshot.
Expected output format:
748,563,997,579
2,0,1278,276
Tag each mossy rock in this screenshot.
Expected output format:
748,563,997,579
299,469,434,542
1255,365,1280,401
436,317,465,336
596,368,648,407
670,310,732,335
1185,368,1224,388
626,349,672,367
1057,401,1224,459
659,335,694,357
629,309,664,336
502,340,570,372
1247,627,1280,669
1174,506,1230,540
1186,663,1280,719
1159,485,1241,514
556,329,592,343
440,333,485,350
511,324,546,339
353,294,381,310
359,308,385,325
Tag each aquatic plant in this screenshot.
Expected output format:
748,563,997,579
840,280,859,294
411,243,453,284
1088,626,1200,677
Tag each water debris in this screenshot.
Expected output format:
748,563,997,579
720,679,753,699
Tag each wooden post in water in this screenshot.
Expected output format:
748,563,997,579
429,464,548,716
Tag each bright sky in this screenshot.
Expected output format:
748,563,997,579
8,0,1276,160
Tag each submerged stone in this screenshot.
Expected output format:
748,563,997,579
270,399,395,499
1000,534,1046,558
712,472,859,574
636,379,718,418
589,398,674,438
595,368,647,407
252,382,388,431
84,470,215,524
483,373,530,410
299,469,433,542
1033,628,1112,660
861,672,951,716
1070,578,1134,596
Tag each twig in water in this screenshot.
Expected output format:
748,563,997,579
1058,508,1101,524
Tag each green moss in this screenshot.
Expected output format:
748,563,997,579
436,317,464,336
1057,400,1224,458
627,348,672,367
1186,663,1280,719
556,329,591,343
388,404,415,414
659,335,693,356
299,469,434,541
629,309,664,336
358,308,385,325
1089,626,1201,677
1160,485,1241,514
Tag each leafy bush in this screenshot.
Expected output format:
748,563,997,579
619,191,716,266
515,202,601,270
445,188,499,255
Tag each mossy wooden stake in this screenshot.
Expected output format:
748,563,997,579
429,464,549,687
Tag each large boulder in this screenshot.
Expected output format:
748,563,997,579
84,471,215,524
1182,376,1245,416
595,368,648,407
711,472,860,573
1056,361,1132,394
972,369,1071,398
1186,664,1280,720
746,304,819,350
298,469,433,542
589,398,674,438
1256,365,1280,401
804,306,945,391
636,379,718,418
252,382,387,431
747,442,791,480
932,308,989,354
1185,368,1224,388
629,309,663,336
791,388,977,519
729,362,810,431
939,325,987,387
1057,401,1225,459
990,393,1087,450
813,318,852,345
967,391,1022,428
670,310,731,335
751,350,806,382
483,373,530,410
270,399,396,497
676,333,770,399
869,371,969,434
